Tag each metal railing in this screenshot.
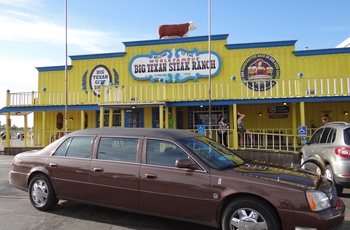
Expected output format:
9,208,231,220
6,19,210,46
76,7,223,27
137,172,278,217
191,128,304,153
6,76,350,107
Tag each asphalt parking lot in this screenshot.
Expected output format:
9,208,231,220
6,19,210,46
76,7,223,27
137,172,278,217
1,155,349,230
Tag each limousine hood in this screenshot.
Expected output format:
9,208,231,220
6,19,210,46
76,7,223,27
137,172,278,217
231,160,328,190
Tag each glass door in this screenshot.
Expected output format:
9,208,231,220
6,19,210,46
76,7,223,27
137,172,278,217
125,108,144,128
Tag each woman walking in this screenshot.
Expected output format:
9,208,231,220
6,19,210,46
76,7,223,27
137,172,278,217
237,112,253,146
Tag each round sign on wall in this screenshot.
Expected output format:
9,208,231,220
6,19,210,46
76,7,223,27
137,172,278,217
240,53,280,91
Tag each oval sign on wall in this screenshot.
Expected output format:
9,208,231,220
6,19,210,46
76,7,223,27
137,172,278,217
89,65,112,96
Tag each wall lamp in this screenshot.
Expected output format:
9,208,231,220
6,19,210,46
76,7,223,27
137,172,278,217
258,112,263,117
344,111,348,116
69,117,74,121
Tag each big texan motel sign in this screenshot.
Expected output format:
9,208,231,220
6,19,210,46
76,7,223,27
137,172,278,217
129,48,222,83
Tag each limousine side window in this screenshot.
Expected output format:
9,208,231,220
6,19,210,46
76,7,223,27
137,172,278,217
97,137,138,162
54,136,93,158
146,139,187,167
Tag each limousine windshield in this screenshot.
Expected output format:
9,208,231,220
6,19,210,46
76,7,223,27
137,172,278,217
179,136,245,169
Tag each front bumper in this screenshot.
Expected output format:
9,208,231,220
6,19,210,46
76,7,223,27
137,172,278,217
278,198,345,230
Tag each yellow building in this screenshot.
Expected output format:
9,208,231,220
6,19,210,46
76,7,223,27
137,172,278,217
1,34,350,151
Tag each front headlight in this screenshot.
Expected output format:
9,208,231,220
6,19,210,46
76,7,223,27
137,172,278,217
306,190,331,211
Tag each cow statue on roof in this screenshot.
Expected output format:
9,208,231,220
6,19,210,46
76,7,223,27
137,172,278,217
158,21,197,39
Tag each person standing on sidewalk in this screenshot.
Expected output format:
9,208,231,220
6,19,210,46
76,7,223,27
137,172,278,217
218,115,229,147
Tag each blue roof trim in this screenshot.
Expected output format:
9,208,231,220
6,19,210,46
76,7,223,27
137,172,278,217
36,65,72,72
294,47,350,56
168,96,350,107
226,40,297,50
70,52,126,60
123,34,229,47
0,105,100,114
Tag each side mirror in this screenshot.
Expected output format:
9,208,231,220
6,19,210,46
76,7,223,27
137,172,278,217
176,158,199,170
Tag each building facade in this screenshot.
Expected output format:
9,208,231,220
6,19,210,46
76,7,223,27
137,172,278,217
1,34,350,150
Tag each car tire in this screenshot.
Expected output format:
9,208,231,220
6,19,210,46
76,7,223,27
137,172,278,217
221,197,280,230
325,165,343,196
29,174,58,211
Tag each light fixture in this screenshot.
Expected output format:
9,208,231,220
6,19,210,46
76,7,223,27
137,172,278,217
69,117,73,121
344,111,348,116
200,105,203,108
283,102,287,105
258,112,262,117
131,106,136,109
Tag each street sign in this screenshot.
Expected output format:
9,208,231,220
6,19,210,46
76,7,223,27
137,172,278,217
298,126,307,137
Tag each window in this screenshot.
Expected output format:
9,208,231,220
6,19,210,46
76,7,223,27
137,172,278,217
96,109,121,127
54,138,71,156
327,128,336,143
146,139,187,167
309,129,323,144
54,136,93,158
344,128,350,145
97,137,138,162
320,128,332,143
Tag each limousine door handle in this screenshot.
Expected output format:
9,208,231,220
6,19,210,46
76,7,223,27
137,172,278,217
93,168,104,172
49,163,58,167
145,174,157,179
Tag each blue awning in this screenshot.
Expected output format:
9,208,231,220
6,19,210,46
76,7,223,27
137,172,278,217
0,105,100,116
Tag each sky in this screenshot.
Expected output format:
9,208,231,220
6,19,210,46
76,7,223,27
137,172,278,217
0,0,349,127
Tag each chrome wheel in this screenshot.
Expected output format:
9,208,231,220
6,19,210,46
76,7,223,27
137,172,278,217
222,197,279,230
325,167,333,180
325,165,343,195
29,175,58,210
230,208,267,230
31,178,49,207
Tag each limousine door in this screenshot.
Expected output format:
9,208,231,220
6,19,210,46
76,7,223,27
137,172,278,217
139,139,212,222
89,137,141,209
47,136,93,201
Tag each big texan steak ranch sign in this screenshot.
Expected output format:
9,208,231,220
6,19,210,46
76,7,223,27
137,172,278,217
129,48,221,83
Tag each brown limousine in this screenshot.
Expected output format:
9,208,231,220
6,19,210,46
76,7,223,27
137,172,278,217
9,128,345,230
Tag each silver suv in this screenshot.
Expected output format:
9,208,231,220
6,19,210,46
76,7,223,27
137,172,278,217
300,121,350,195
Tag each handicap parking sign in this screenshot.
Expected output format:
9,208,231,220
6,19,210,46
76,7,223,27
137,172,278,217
198,125,206,136
298,126,307,137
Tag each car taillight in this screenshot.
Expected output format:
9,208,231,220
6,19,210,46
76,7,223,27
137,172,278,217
334,147,350,157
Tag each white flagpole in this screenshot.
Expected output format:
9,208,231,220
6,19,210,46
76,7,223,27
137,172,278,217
64,0,68,134
208,0,212,138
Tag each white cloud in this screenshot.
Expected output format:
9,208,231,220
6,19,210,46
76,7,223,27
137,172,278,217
0,11,125,54
0,0,44,9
